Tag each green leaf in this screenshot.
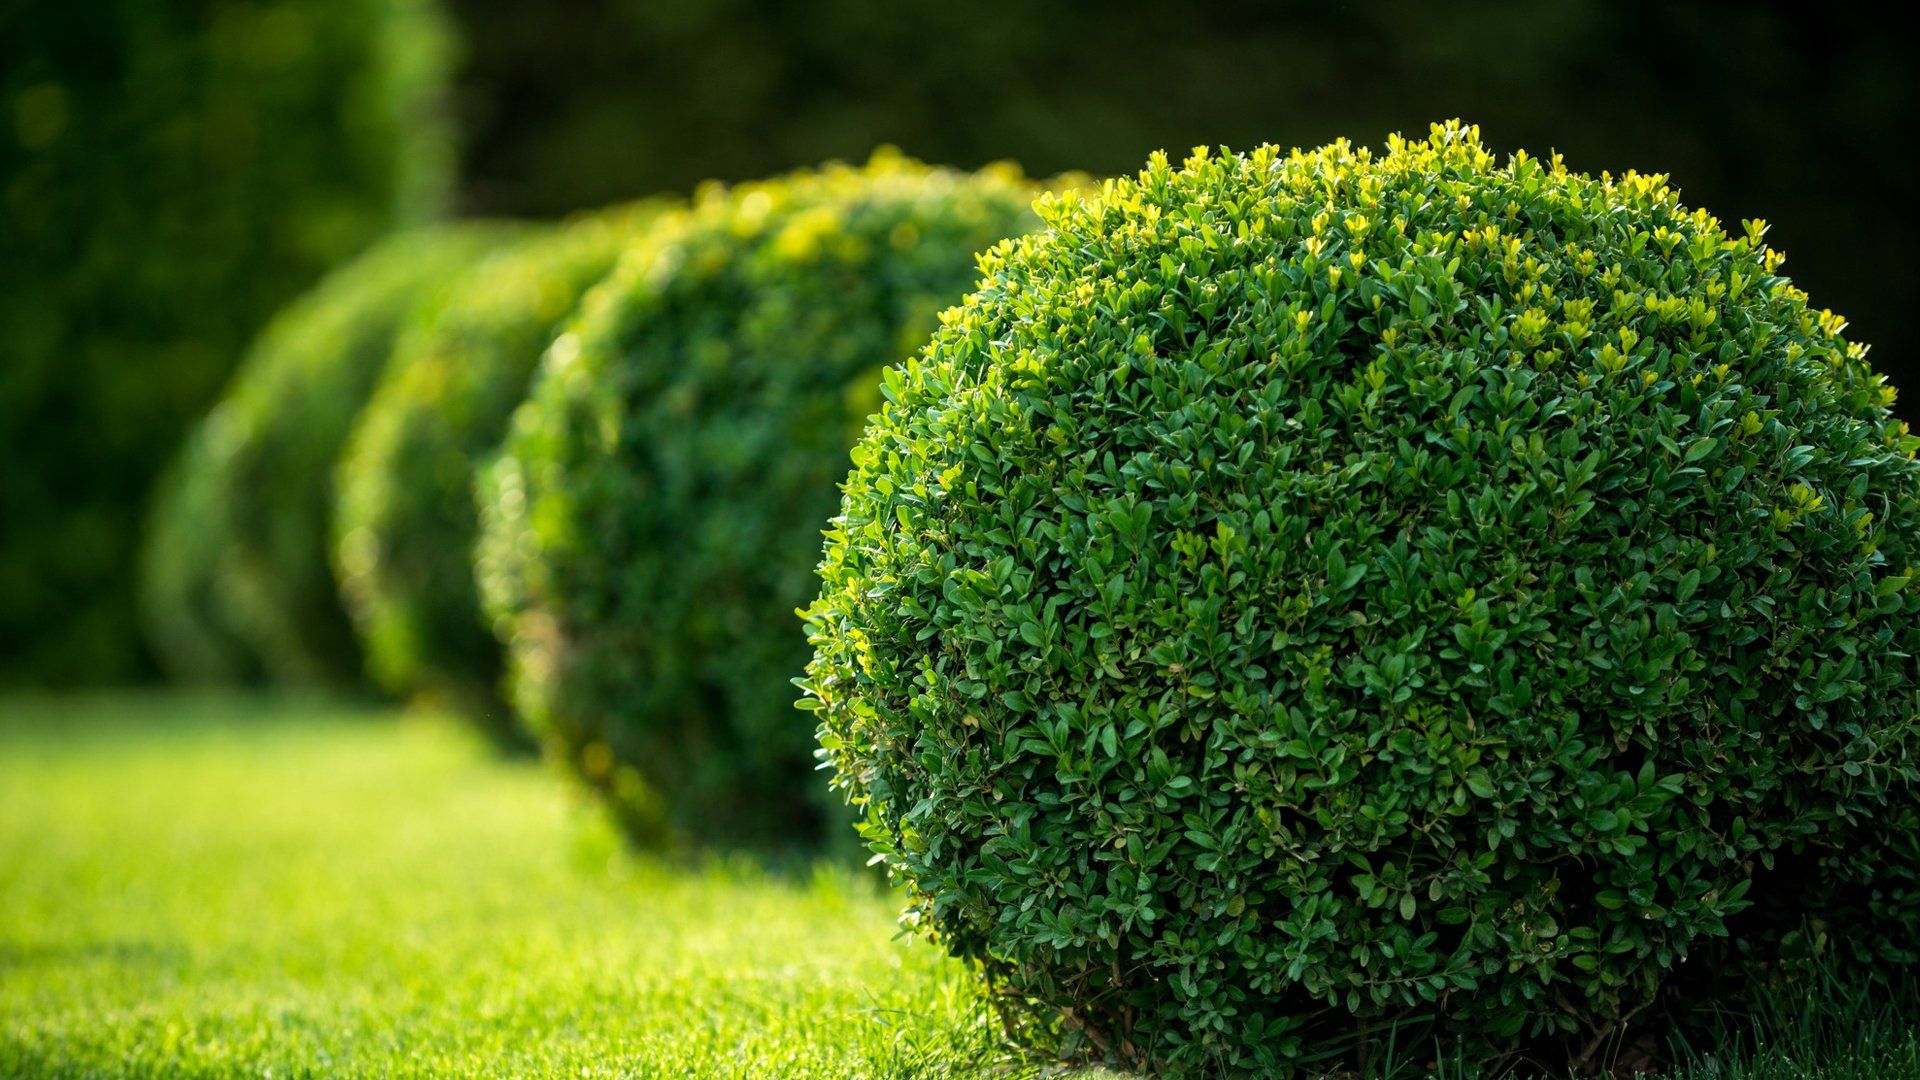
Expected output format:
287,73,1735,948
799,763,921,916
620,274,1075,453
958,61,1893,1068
1465,769,1495,799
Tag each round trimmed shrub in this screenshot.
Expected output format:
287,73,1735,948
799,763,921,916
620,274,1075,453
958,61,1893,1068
4,0,455,684
799,123,1920,1071
333,201,670,734
476,153,1047,846
145,224,516,685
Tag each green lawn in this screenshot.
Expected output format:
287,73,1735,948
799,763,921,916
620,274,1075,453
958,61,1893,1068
0,695,1011,1078
2,695,1915,1079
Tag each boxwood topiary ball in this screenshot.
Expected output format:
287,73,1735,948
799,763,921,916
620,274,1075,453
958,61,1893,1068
475,153,1046,847
333,201,670,738
799,123,1920,1071
146,224,516,686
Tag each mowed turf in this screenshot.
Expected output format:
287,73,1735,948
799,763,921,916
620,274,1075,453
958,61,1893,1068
0,695,1005,1078
2,696,1917,1079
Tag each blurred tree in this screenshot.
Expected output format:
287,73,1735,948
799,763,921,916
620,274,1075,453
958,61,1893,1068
451,0,1918,405
0,0,455,684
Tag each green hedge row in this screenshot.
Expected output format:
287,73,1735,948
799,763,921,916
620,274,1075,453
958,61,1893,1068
145,152,1042,845
3,0,456,683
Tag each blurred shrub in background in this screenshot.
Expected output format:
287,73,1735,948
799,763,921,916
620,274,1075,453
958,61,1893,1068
143,225,515,686
1,0,457,684
141,440,265,685
333,201,670,739
477,153,1043,847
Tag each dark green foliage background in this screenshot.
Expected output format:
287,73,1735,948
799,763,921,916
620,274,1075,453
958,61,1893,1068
144,226,514,686
449,1,1918,409
333,201,669,731
476,155,1042,847
1,0,455,683
801,126,1920,1071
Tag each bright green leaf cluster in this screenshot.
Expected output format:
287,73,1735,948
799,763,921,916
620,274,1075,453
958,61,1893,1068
476,152,1046,847
332,201,670,738
143,225,516,685
801,123,1920,1071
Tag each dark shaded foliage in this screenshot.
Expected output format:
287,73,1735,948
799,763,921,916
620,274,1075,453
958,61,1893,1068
2,0,455,683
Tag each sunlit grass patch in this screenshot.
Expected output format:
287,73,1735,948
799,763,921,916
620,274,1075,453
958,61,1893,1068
0,695,1003,1078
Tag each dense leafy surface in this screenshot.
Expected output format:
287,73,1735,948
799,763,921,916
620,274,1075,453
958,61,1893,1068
0,696,1004,1078
143,226,514,685
478,154,1044,846
802,124,1920,1071
334,203,669,734
1,0,453,683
